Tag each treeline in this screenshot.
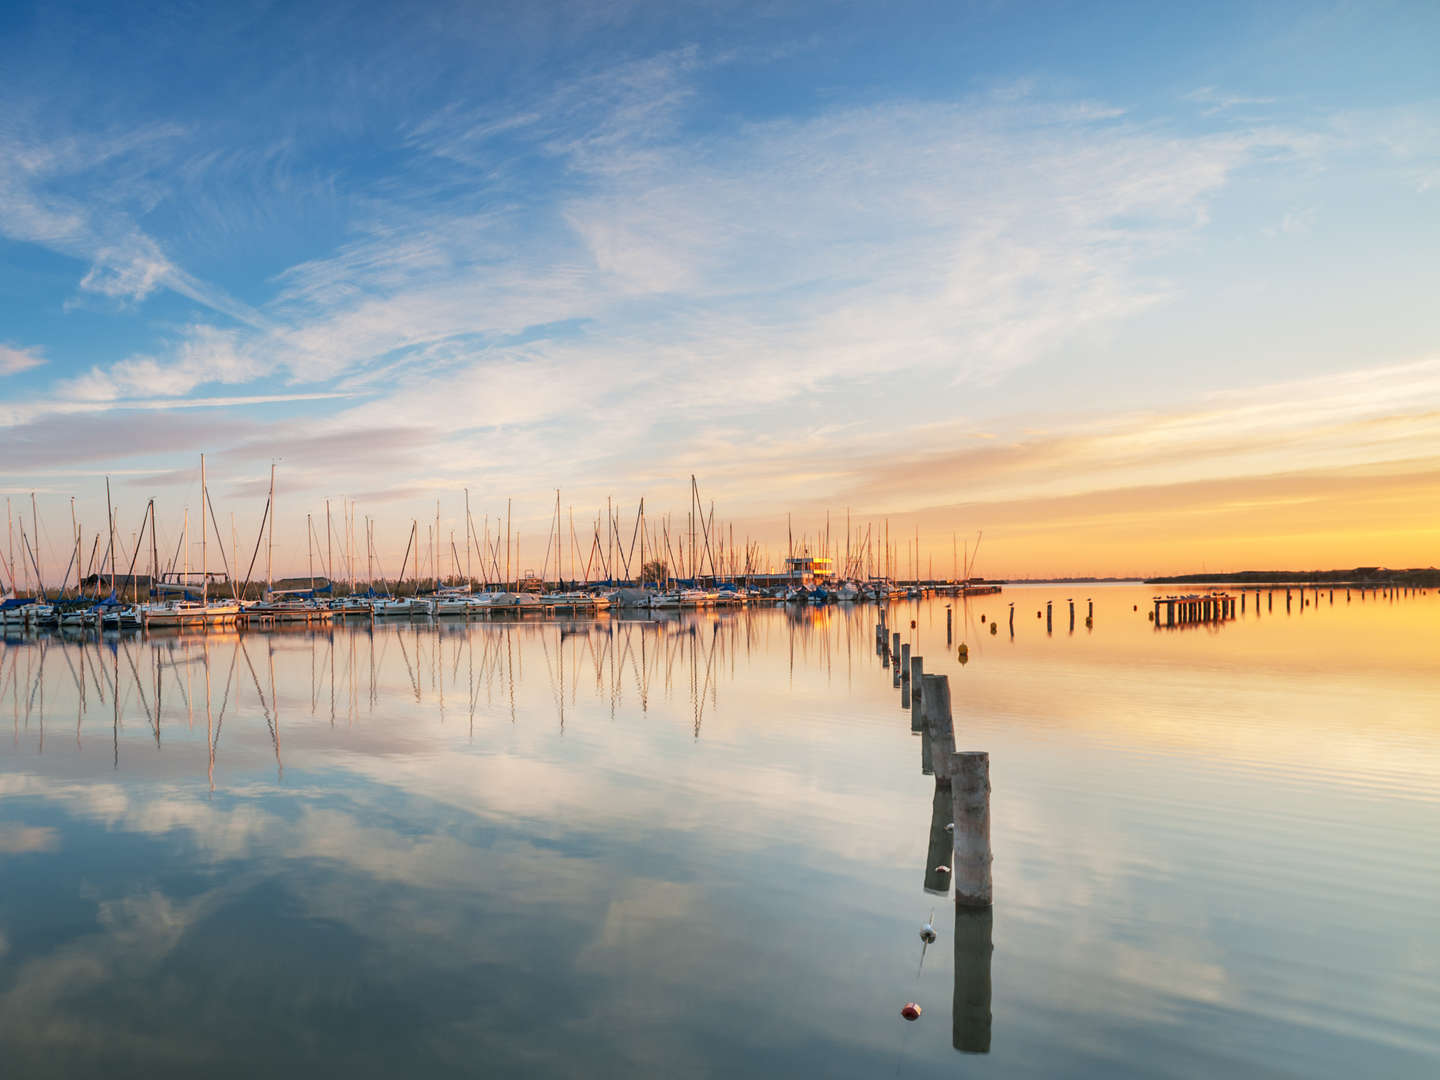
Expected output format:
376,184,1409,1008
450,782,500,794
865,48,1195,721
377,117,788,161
1145,567,1440,586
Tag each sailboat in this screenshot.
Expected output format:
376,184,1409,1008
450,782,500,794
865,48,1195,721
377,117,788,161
140,458,241,629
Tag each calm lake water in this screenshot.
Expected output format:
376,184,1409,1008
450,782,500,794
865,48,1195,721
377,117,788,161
1,585,1437,1077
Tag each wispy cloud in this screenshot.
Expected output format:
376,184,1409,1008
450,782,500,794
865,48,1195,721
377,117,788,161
0,117,266,326
1184,86,1277,115
0,344,46,375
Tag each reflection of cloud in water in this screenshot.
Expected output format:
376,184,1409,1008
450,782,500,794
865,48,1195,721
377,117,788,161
0,824,59,853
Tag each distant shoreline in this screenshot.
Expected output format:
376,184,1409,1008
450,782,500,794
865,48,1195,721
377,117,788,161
1143,568,1439,586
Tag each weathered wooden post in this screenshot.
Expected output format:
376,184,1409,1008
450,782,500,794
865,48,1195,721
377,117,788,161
946,605,953,643
892,632,902,685
1087,597,1093,620
1045,601,1052,633
925,674,956,783
1068,598,1074,632
900,642,911,682
910,655,925,732
952,905,993,1054
950,750,991,908
1008,603,1014,636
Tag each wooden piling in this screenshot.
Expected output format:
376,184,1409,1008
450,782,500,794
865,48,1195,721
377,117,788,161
1045,601,1052,633
950,750,992,908
900,642,911,682
924,674,956,783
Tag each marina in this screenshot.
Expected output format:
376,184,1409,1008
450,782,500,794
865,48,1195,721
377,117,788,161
0,468,1005,635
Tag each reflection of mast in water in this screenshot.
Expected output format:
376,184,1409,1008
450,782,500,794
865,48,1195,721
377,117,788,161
466,629,476,738
121,640,157,747
35,640,47,754
395,625,420,701
505,625,516,725
952,906,993,1054
693,622,721,739
239,637,283,780
111,639,119,770
207,639,239,792
269,640,282,779
204,639,214,792
924,781,951,895
435,623,446,726
59,641,83,748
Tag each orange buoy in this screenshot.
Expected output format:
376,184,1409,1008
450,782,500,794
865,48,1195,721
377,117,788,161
901,1002,922,1021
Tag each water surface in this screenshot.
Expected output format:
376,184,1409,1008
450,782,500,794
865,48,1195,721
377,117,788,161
2,585,1437,1077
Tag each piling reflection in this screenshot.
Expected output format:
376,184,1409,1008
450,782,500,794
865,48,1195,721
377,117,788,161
923,781,951,895
952,906,993,1054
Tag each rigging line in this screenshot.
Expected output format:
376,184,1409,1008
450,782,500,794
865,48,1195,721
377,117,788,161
239,495,271,598
204,487,239,601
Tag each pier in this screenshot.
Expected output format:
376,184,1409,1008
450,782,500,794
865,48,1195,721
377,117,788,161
1152,592,1236,628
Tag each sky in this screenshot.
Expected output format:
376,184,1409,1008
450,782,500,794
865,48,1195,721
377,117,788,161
1,0,1438,583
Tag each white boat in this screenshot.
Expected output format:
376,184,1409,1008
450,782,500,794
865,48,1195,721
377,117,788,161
142,599,242,628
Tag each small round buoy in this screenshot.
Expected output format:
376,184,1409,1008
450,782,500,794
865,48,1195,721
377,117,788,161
920,924,937,944
990,622,997,635
932,865,950,875
944,822,954,832
910,620,916,629
980,614,986,623
1133,604,1138,611
1147,611,1153,621
901,1002,922,1021
1036,611,1041,618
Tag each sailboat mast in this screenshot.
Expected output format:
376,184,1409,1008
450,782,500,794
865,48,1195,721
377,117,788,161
103,480,114,596
151,501,159,598
326,499,332,586
31,492,43,596
200,454,208,604
6,498,15,594
464,489,472,587
266,463,275,596
70,497,79,600
307,513,314,590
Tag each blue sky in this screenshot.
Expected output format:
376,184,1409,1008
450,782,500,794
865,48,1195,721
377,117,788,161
2,0,1438,579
